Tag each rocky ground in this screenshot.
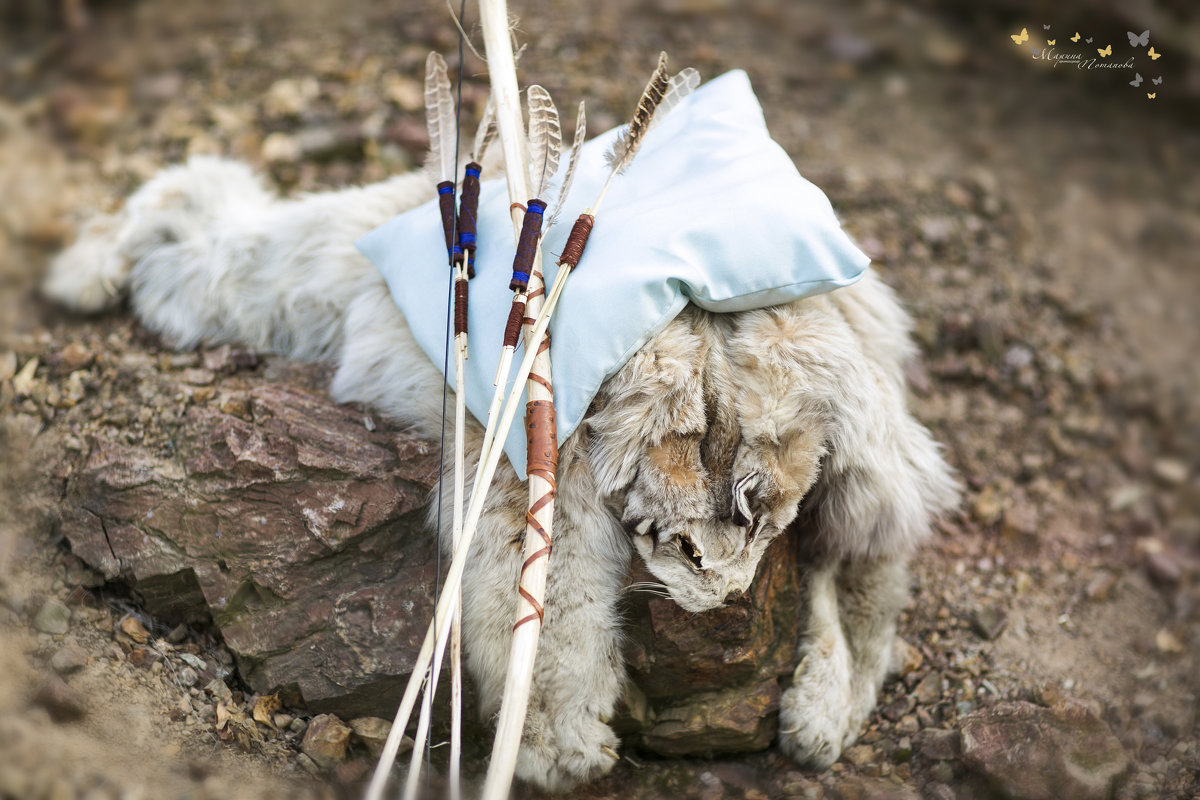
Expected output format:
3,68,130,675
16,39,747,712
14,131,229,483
1,0,1198,798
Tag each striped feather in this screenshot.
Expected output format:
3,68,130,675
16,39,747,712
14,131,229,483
424,51,456,182
526,85,561,198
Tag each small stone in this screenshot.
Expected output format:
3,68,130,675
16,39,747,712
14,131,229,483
180,368,214,386
290,717,308,735
895,637,923,677
218,393,250,418
178,666,198,687
274,713,294,730
1144,552,1181,586
919,216,955,245
1155,628,1184,655
0,350,16,381
32,599,71,635
179,653,207,671
50,644,89,674
116,615,150,645
301,713,352,768
264,77,319,117
262,132,301,163
915,729,960,761
32,677,88,722
881,693,916,722
348,716,399,759
205,679,233,704
830,777,917,800
896,714,920,735
842,744,876,766
971,605,1008,640
1152,458,1188,486
1085,571,1118,602
914,672,941,705
12,357,38,396
295,753,322,777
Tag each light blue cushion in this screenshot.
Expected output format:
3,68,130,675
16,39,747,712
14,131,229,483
357,70,869,478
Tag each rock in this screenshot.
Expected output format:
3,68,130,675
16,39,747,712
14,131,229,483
116,615,150,645
970,605,1008,640
639,679,780,756
914,728,961,761
959,701,1129,800
264,77,319,118
262,132,301,163
301,714,352,769
914,672,941,705
50,644,89,674
31,677,88,722
55,342,94,373
1144,552,1181,586
1084,571,1118,602
32,599,71,635
830,777,918,800
842,744,876,766
348,716,396,759
1152,458,1188,486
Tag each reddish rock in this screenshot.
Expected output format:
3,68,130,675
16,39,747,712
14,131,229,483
959,701,1129,800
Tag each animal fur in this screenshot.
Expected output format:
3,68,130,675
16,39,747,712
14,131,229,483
45,155,958,791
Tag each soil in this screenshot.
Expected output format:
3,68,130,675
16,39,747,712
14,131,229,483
1,1,1197,799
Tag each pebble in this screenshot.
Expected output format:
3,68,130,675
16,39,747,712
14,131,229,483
301,713,352,768
1085,571,1118,602
348,716,396,759
971,605,1008,640
913,672,941,705
50,644,89,674
32,600,71,635
1144,552,1181,586
178,666,199,687
1152,458,1188,487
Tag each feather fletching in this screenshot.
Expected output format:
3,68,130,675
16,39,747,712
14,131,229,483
424,51,456,182
604,51,670,174
526,85,562,198
472,95,498,163
642,68,700,139
548,101,586,229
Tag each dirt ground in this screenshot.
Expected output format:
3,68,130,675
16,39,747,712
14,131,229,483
1,0,1198,798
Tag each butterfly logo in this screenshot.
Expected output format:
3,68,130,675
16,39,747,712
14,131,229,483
1148,46,1161,60
1130,73,1143,86
1043,24,1050,30
1147,92,1156,99
1086,37,1093,43
1047,39,1056,45
1127,30,1150,47
1011,27,1029,44
1070,32,1081,42
1097,44,1112,57
1153,76,1163,85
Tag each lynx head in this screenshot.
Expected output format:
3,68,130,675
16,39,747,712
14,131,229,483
586,306,830,612
586,279,959,614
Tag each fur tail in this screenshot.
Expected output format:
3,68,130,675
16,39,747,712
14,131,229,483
44,155,428,363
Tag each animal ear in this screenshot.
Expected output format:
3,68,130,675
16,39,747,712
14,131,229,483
801,373,959,560
585,311,710,497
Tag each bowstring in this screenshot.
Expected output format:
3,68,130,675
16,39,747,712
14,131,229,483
430,0,469,790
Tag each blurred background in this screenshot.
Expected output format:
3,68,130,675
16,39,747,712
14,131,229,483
0,1,1197,799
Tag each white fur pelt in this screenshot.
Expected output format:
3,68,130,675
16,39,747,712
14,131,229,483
45,155,958,790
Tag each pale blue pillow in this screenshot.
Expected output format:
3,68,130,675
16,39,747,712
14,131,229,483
357,70,869,477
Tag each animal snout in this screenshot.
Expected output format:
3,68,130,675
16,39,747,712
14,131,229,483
723,587,745,604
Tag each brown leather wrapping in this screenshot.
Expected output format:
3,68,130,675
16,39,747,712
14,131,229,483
508,199,546,291
524,399,558,480
453,278,469,336
502,299,525,349
558,213,594,269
